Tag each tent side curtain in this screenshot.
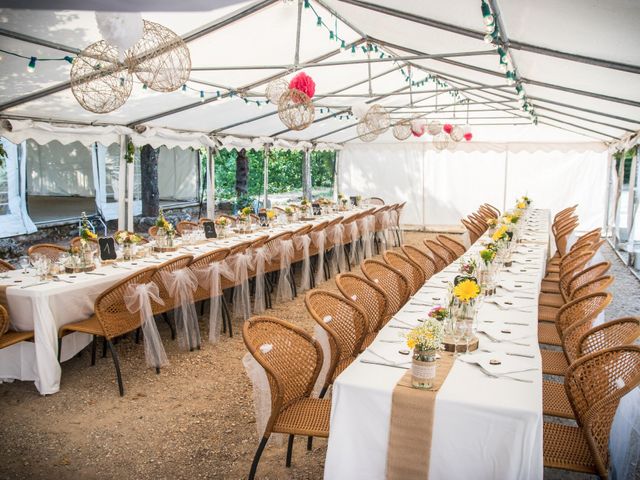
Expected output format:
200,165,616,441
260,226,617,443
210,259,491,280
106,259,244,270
158,146,199,201
0,138,36,238
340,143,609,231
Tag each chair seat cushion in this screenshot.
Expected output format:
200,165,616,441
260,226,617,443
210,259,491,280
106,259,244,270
539,305,559,322
539,293,564,308
543,380,574,419
273,397,331,437
541,349,569,376
0,330,34,349
538,323,561,346
543,422,596,474
59,315,103,336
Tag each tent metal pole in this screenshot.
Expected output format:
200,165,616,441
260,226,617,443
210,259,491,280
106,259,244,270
333,150,341,202
604,150,614,237
126,143,135,232
537,115,617,139
117,135,127,231
626,152,638,245
533,105,635,133
0,28,80,54
302,148,312,200
294,0,303,68
206,146,216,219
338,0,640,74
312,85,506,97
528,96,640,126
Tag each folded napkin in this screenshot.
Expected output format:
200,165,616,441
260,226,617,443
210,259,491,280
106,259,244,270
459,351,536,375
361,344,412,366
477,324,533,343
486,297,536,311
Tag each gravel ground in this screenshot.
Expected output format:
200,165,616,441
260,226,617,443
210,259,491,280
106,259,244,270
1,233,637,480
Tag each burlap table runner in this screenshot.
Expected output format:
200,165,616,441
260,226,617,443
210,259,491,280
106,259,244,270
386,352,455,480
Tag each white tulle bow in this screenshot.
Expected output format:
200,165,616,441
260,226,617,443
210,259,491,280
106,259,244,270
195,262,234,343
160,268,200,351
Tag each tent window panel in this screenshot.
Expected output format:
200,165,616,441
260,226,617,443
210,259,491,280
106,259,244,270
26,140,95,197
157,146,199,202
0,161,8,215
268,150,303,204
311,150,336,198
214,148,264,204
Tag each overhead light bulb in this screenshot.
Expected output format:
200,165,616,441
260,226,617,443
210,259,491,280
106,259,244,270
27,56,37,73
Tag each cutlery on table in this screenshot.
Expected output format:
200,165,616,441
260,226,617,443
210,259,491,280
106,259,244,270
85,271,107,276
471,364,534,383
20,281,49,289
479,330,531,347
360,359,410,370
479,349,535,359
52,275,74,284
112,264,132,270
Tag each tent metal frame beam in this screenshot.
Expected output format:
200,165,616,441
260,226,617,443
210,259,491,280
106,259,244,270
338,0,640,75
0,27,81,54
0,0,279,113
528,96,640,126
297,84,506,98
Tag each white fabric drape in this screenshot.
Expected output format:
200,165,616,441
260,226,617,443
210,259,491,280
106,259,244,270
276,239,295,302
329,224,347,275
157,146,199,201
252,247,271,314
160,268,200,351
229,252,252,321
123,283,169,369
311,230,327,286
294,234,312,292
0,139,36,237
195,262,234,343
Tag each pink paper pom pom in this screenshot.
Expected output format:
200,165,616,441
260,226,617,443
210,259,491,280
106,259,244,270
443,123,453,134
289,72,316,99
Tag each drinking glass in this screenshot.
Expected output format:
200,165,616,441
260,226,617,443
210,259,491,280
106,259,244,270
452,319,466,358
19,255,30,274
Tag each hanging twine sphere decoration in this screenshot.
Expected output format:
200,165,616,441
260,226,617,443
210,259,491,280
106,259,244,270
433,132,450,151
277,89,315,130
70,40,133,114
427,120,442,136
364,104,391,134
265,78,289,105
357,120,378,142
130,20,191,92
392,120,412,140
446,139,458,151
450,125,465,142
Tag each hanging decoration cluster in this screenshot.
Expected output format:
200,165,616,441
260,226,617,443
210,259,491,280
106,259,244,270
70,16,191,114
354,104,390,142
275,71,316,130
481,0,537,124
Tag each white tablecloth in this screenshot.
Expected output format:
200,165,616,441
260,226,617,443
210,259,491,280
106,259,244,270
0,211,363,395
324,209,550,480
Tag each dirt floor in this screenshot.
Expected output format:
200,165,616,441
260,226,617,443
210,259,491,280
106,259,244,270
1,232,638,480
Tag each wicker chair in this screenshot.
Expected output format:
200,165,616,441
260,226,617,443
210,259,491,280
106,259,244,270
382,251,425,296
305,290,367,390
0,259,15,272
482,203,500,218
70,236,99,251
461,218,482,244
554,218,580,258
538,292,612,347
150,255,195,346
543,317,640,419
27,244,68,262
176,221,199,235
189,248,232,335
548,228,601,269
543,345,640,478
363,197,385,205
58,267,158,396
335,273,388,348
436,234,466,258
468,212,488,230
0,305,34,350
423,239,453,271
539,262,611,320
360,259,410,317
541,250,595,295
243,316,329,480
401,245,437,282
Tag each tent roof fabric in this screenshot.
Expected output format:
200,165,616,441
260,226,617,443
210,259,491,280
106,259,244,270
0,0,638,148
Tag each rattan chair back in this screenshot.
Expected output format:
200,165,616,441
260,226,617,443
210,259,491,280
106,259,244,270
401,245,437,281
242,316,323,433
554,292,612,340
554,205,578,223
28,244,68,262
189,248,231,303
571,275,614,300
0,259,15,272
579,317,640,357
564,345,640,477
436,234,466,258
483,203,500,217
383,251,425,296
0,304,9,337
264,231,294,274
364,197,385,205
461,218,482,244
559,251,595,299
176,221,199,235
361,259,410,315
150,255,194,315
571,228,601,251
70,236,99,251
567,262,611,299
305,290,366,382
94,266,158,340
423,239,453,270
336,273,389,334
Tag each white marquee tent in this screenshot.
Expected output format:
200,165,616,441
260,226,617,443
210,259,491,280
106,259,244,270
0,0,639,242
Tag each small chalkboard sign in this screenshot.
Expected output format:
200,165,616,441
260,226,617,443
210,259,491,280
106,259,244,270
202,221,217,239
258,212,269,226
98,237,117,261
312,203,322,215
350,196,358,206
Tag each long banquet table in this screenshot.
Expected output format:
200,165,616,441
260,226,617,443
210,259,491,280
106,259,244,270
0,210,362,395
324,209,551,480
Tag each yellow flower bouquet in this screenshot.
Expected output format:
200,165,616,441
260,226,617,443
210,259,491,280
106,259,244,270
405,318,445,352
453,278,480,303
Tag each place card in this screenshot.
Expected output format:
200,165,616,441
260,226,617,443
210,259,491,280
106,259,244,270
202,221,217,239
312,203,322,215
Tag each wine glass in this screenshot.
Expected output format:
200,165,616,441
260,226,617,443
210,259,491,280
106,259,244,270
462,318,477,355
19,255,30,274
452,319,466,358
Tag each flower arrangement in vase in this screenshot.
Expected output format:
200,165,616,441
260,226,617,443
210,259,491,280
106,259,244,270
405,318,445,389
78,212,97,268
449,277,481,355
155,209,175,247
459,258,477,276
428,306,449,322
284,206,295,222
115,231,142,260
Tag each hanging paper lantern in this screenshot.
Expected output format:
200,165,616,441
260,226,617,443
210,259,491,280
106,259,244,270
95,12,143,61
289,71,316,99
410,118,426,137
278,89,315,130
450,125,464,142
427,120,442,136
70,40,133,114
357,120,378,142
446,140,458,152
351,100,370,120
130,20,191,92
265,78,289,105
433,132,449,151
364,104,391,134
392,120,412,140
443,123,453,135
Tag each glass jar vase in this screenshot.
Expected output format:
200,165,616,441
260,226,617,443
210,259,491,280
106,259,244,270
411,348,437,389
